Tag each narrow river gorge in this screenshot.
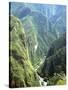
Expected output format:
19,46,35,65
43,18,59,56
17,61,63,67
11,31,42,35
34,44,47,86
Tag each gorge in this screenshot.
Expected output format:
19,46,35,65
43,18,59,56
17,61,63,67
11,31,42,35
9,2,66,87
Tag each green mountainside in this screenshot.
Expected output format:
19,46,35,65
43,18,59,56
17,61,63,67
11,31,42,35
9,16,40,87
37,34,66,85
10,3,66,69
21,12,58,68
9,3,66,87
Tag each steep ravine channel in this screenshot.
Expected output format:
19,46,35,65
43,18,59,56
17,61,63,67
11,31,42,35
34,44,47,86
36,59,47,86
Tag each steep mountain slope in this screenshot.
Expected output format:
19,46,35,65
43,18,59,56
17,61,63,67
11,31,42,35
10,3,66,69
38,34,66,85
10,2,66,38
21,16,39,67
49,6,66,38
21,12,58,68
9,16,40,87
9,3,66,86
46,34,66,57
50,14,66,38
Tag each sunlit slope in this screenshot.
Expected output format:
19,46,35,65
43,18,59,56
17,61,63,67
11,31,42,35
9,16,40,87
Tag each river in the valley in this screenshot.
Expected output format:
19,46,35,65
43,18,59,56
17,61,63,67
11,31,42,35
36,56,47,86
34,44,47,86
38,74,47,86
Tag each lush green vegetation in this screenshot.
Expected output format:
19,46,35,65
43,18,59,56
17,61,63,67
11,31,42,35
9,16,40,87
9,3,66,87
38,34,66,85
47,73,66,85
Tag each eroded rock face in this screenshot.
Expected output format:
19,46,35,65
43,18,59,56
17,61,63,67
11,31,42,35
9,16,40,88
